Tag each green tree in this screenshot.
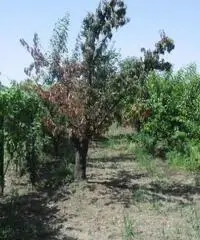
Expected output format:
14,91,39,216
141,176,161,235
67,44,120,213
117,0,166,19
119,31,175,130
0,83,47,195
0,90,7,195
5,85,45,185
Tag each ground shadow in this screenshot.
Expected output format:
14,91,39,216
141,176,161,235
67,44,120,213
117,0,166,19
88,169,200,207
0,193,77,240
89,153,135,165
88,170,146,207
148,181,200,202
36,158,74,200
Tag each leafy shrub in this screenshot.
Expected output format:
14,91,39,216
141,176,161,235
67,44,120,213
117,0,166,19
0,82,75,194
134,64,200,170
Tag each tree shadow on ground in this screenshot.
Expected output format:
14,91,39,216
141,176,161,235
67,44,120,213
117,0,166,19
0,193,77,240
35,158,74,201
88,169,200,208
89,153,135,165
88,170,146,208
148,181,200,202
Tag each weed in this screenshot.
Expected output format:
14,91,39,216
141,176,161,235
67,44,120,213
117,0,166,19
134,145,157,176
123,216,136,240
167,141,200,172
132,188,146,203
188,206,200,239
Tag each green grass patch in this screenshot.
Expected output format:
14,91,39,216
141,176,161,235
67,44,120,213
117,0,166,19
123,216,137,240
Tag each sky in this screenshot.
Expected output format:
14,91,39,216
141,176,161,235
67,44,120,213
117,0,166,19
0,0,200,85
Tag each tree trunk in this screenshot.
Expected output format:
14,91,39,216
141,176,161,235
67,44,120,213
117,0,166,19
26,133,37,186
133,119,141,132
53,137,59,158
0,116,4,196
72,137,89,181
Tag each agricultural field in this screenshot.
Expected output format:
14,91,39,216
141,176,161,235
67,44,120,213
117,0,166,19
1,126,200,240
1,0,200,239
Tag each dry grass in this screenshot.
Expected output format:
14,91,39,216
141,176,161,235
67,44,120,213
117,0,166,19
1,126,200,239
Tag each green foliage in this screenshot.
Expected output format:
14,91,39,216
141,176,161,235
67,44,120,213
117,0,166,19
134,64,200,171
144,65,200,144
118,31,175,127
167,141,200,171
0,94,5,195
0,85,46,188
0,81,75,193
123,216,136,240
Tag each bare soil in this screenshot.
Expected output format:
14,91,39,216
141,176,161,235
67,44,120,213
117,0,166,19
1,138,200,240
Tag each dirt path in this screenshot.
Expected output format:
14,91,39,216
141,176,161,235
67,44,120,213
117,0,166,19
48,145,200,240
56,152,140,240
